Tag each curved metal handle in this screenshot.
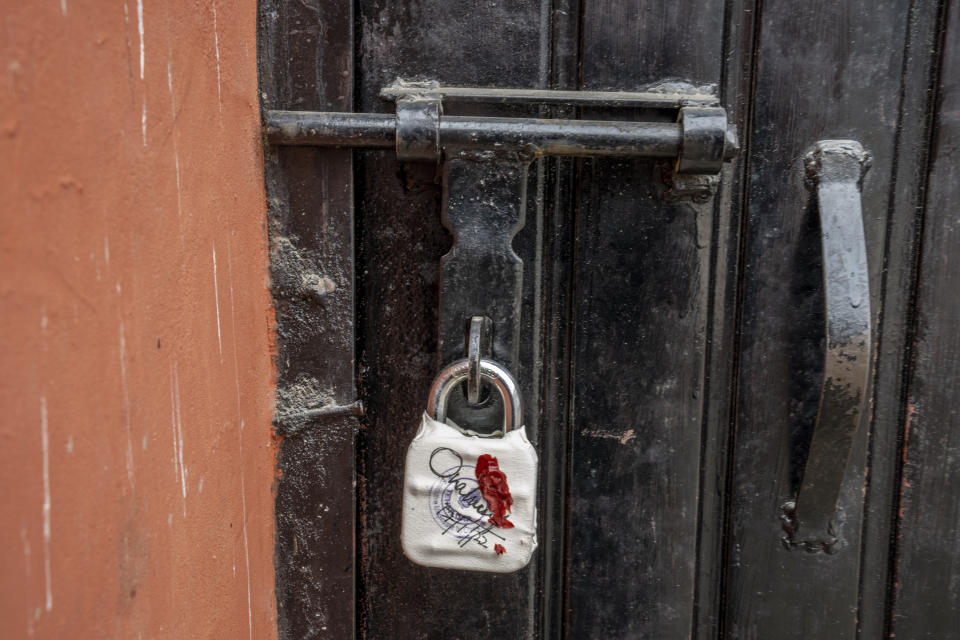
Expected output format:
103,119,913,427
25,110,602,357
789,140,872,550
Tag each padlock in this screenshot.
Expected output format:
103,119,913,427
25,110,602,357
401,358,538,572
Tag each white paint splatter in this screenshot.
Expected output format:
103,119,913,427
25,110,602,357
119,322,135,492
226,238,242,417
212,243,223,360
167,58,183,225
40,398,52,612
212,0,222,115
123,2,132,99
20,526,32,578
197,476,203,494
137,0,146,145
171,362,187,516
241,475,253,640
226,237,252,640
60,0,67,17
580,427,636,445
169,364,179,482
142,433,148,450
40,307,48,353
104,236,110,266
136,0,144,79
173,152,183,219
20,526,33,636
65,436,73,454
165,54,173,111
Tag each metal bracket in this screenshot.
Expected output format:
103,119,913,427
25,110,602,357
396,95,442,161
265,80,739,428
265,80,739,201
665,106,737,202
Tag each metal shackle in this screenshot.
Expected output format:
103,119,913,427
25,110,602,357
427,358,522,433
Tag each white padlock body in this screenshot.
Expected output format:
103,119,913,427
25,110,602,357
402,413,538,573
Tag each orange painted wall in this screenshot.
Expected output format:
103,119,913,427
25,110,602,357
0,1,277,638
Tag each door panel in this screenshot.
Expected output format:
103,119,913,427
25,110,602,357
567,3,726,637
857,2,947,636
726,1,910,637
257,1,958,637
891,2,960,636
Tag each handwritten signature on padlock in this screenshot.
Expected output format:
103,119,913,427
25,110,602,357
428,447,515,550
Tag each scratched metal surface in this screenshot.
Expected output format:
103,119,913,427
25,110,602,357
257,0,958,637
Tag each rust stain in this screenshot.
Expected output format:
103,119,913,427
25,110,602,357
897,402,919,523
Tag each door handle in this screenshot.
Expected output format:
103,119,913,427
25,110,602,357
785,140,872,551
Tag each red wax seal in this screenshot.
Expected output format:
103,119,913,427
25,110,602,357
494,544,506,555
475,454,514,529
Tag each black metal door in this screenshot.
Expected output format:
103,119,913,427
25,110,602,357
259,1,960,637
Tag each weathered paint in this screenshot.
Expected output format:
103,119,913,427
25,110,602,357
0,2,277,639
